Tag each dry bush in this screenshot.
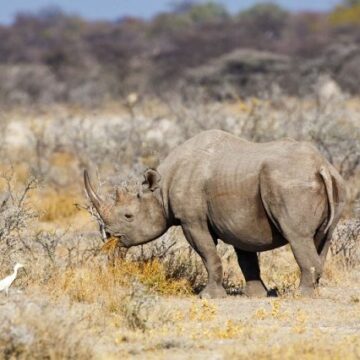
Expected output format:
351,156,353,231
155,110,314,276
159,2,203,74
48,258,192,303
120,280,165,331
0,172,37,269
119,228,207,293
258,247,300,295
0,295,94,359
163,249,206,293
39,262,175,333
331,218,360,268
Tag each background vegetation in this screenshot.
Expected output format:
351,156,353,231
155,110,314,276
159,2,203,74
1,0,360,105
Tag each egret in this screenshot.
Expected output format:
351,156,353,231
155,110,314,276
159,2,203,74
0,263,24,295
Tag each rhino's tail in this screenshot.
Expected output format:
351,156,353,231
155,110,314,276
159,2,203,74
319,166,334,233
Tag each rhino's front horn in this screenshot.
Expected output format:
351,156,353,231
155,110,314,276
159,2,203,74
84,170,104,214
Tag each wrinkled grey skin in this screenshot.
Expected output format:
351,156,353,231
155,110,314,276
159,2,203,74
84,130,347,298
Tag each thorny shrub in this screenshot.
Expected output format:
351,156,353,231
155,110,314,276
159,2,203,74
331,218,360,268
0,171,37,269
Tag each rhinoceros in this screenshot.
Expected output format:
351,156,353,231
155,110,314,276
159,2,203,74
84,130,347,298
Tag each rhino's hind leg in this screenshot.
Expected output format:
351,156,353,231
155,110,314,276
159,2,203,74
182,225,227,299
288,235,323,296
259,167,327,297
235,249,268,298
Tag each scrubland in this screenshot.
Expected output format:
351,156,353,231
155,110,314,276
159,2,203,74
0,94,359,359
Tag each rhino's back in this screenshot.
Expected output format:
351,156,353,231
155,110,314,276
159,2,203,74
159,129,302,189
160,129,244,168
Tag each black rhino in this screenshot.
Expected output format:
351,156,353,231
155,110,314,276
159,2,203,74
84,130,347,298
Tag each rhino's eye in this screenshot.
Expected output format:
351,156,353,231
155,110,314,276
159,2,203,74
124,213,134,222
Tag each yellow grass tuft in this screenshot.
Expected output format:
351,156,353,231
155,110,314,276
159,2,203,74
34,190,80,222
189,300,217,321
127,259,193,296
49,259,193,306
211,320,244,339
101,237,121,253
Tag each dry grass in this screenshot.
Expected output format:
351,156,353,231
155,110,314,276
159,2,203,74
0,294,95,359
49,259,193,302
0,96,358,358
230,336,360,360
33,190,81,222
1,240,359,359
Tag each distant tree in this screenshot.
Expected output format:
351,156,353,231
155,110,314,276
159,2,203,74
343,0,360,6
187,2,228,24
239,3,288,38
151,12,192,34
330,2,360,27
170,1,228,23
151,2,227,35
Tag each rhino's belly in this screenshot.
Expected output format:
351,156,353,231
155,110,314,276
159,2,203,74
214,224,287,251
207,194,287,251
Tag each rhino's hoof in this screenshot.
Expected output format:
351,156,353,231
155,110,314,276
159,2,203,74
245,280,268,298
199,285,227,299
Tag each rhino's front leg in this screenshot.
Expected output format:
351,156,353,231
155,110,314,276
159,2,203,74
182,224,226,299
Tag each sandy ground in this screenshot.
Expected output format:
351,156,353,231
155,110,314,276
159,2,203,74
121,287,360,359
1,282,359,359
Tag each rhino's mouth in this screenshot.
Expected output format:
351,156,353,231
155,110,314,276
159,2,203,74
102,230,131,248
99,224,121,241
115,234,131,247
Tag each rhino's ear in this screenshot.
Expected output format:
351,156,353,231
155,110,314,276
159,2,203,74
143,169,161,192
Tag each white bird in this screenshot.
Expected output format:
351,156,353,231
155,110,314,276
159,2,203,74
0,263,24,295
